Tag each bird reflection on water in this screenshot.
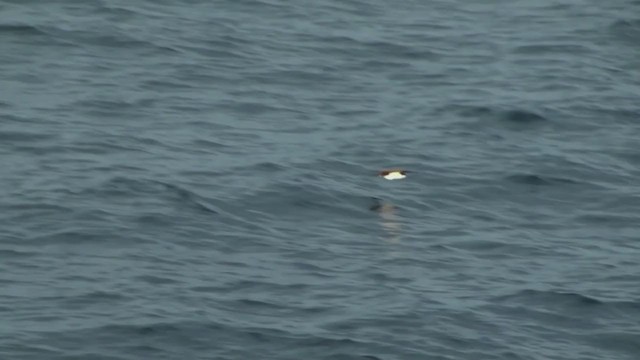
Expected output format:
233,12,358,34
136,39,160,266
370,197,402,244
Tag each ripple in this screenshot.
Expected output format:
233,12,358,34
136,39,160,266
0,130,57,143
496,289,603,307
28,319,392,359
324,355,384,360
3,1,640,359
0,248,39,259
0,24,47,36
512,43,593,55
505,174,579,186
500,110,548,124
26,229,128,246
238,180,374,221
450,105,549,127
609,18,640,43
94,177,219,215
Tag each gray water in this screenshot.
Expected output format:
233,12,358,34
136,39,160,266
2,0,640,359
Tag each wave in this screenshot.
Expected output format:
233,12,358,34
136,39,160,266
495,289,604,306
511,43,594,55
95,176,219,215
609,18,640,43
0,130,57,143
443,105,555,134
504,173,579,186
0,23,47,36
29,319,383,359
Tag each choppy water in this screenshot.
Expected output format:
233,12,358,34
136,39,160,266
2,0,640,359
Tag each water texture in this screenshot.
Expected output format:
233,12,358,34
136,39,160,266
2,0,640,359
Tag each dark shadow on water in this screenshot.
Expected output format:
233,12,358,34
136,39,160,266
505,173,579,186
500,110,547,124
449,104,550,130
609,18,640,44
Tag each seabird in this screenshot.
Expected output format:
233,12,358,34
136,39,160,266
378,169,407,180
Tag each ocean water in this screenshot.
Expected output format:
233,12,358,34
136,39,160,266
2,0,640,359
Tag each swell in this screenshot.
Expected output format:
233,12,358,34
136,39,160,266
0,130,57,143
504,173,580,186
234,178,378,222
60,28,178,54
495,289,605,307
483,289,640,359
491,289,640,323
91,176,219,215
609,18,640,43
0,24,48,37
76,176,290,240
28,320,383,359
449,105,550,126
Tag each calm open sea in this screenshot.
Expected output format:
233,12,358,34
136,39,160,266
2,0,640,359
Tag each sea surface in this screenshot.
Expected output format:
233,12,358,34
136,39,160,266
2,0,640,359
